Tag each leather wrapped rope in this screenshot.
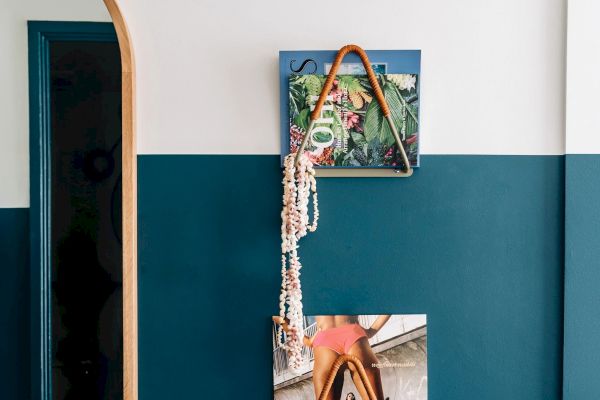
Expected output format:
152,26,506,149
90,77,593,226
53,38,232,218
310,44,389,120
295,44,412,174
318,354,378,400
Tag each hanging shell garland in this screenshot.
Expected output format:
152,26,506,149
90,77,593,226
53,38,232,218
278,152,318,372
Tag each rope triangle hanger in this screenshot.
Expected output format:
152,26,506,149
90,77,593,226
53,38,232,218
295,44,414,178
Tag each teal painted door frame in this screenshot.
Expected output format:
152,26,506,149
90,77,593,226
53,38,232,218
27,21,117,400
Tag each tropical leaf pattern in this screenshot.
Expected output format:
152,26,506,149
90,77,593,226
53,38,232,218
289,73,419,168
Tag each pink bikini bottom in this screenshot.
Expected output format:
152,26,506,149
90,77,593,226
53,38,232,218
313,323,367,354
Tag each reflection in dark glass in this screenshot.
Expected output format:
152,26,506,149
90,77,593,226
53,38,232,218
50,40,122,400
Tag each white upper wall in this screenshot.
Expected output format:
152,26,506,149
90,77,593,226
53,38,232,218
0,0,569,207
119,0,567,155
566,0,600,154
0,0,110,208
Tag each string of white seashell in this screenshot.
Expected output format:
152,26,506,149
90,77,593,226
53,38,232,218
278,152,319,372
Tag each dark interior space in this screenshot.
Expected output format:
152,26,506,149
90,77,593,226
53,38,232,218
50,40,122,400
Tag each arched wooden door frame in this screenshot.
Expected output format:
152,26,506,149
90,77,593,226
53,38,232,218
28,19,135,400
102,1,138,399
29,3,136,398
28,3,136,400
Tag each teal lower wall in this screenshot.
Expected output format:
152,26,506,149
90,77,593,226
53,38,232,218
0,155,573,399
563,155,600,399
138,155,564,399
0,208,30,400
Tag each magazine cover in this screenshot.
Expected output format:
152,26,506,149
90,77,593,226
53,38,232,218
279,50,421,168
273,314,427,400
289,74,419,168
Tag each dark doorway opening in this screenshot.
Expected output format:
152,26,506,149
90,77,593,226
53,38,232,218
49,39,122,400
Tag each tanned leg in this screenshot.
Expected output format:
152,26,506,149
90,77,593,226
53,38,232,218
348,363,370,400
312,346,341,400
347,337,385,399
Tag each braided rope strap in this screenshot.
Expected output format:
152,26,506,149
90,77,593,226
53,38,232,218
295,44,412,174
318,354,378,400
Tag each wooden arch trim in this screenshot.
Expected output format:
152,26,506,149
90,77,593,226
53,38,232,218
102,1,138,399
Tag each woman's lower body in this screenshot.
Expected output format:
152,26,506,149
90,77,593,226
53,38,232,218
312,324,384,400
